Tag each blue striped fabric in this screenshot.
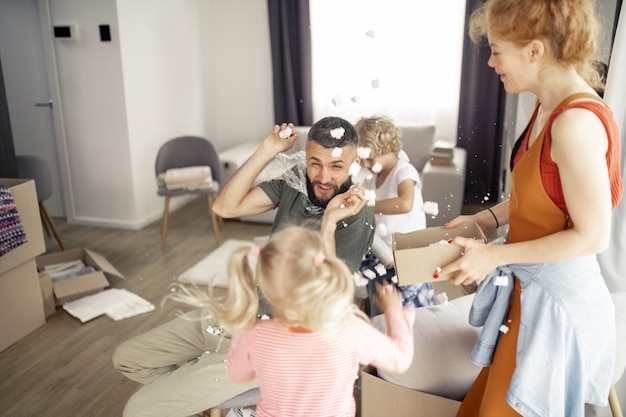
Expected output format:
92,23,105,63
0,185,28,257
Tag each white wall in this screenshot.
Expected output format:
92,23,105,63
201,0,274,150
117,0,206,226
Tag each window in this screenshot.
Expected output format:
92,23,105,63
310,0,466,144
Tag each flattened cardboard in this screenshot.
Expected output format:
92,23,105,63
0,260,46,352
36,248,124,305
392,223,486,285
0,179,45,275
360,367,461,417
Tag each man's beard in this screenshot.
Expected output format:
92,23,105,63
306,176,353,209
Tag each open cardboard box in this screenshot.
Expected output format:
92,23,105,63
36,248,125,305
38,272,56,317
360,366,461,417
392,223,486,285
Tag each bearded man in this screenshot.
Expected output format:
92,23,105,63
213,116,375,271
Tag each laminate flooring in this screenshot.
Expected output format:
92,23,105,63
0,197,271,417
0,198,486,417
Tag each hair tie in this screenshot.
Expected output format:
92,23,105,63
313,253,325,267
249,245,261,257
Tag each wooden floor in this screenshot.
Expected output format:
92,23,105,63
0,198,488,417
0,197,271,417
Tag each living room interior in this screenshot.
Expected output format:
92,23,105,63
1,1,625,416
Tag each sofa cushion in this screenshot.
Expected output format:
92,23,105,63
398,125,436,172
372,293,481,401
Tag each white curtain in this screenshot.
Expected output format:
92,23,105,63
309,0,466,144
592,5,626,416
600,4,626,295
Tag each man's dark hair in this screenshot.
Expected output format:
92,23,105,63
307,116,358,149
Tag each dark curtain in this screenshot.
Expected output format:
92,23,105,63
0,53,18,178
456,0,506,204
267,0,313,126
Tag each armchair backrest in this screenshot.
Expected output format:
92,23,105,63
398,125,436,172
155,136,221,184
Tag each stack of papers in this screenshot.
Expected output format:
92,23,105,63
62,288,155,323
43,260,96,282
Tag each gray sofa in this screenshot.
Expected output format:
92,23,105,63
218,125,467,226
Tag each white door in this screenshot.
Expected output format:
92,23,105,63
0,0,65,217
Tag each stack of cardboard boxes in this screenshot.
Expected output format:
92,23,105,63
0,178,126,352
0,179,46,352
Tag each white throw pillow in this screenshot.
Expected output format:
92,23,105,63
372,293,481,401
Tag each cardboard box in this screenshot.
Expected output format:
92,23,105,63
38,272,56,317
360,367,461,417
0,259,46,352
392,223,486,285
0,178,46,275
36,248,125,305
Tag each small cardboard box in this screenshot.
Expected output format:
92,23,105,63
38,272,56,317
36,248,124,305
360,367,461,417
0,178,46,275
392,223,486,285
0,259,46,352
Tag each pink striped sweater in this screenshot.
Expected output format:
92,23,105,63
227,307,415,417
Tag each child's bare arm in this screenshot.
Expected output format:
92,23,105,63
373,179,416,215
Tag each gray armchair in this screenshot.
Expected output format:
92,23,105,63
155,136,221,250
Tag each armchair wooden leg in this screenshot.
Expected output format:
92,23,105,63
207,194,221,245
161,196,171,251
39,204,52,237
610,385,623,417
39,202,64,251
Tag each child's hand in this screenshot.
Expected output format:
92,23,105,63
323,184,369,224
372,281,402,313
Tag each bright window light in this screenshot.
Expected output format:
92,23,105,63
310,0,466,143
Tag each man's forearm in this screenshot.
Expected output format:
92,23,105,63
213,145,275,218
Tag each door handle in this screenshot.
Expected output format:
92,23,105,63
35,100,53,108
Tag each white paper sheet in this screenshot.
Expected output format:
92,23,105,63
62,288,154,323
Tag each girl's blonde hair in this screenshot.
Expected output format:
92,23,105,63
355,116,403,155
469,0,604,91
167,226,365,333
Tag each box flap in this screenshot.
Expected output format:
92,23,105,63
392,223,486,285
36,248,84,270
38,272,56,318
360,367,460,417
393,223,485,249
84,248,124,280
52,272,110,300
